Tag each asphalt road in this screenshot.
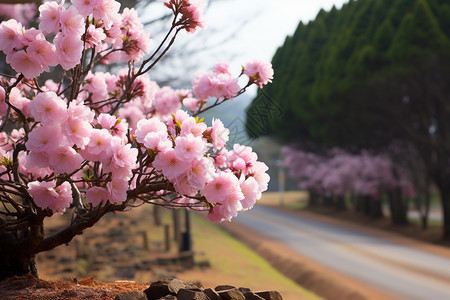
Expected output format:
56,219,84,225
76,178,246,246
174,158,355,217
233,206,450,300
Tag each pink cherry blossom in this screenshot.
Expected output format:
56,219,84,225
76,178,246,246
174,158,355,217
0,19,24,54
209,118,229,151
186,157,214,190
62,115,93,148
28,92,67,126
135,117,167,144
180,117,207,137
93,0,121,30
240,176,260,210
28,181,73,214
243,59,274,88
9,51,44,79
28,180,59,211
52,182,73,213
82,129,112,161
72,0,97,17
60,6,85,37
202,172,241,204
86,186,109,207
152,149,191,180
85,24,107,49
25,125,64,153
174,134,206,162
38,1,62,34
27,39,58,70
107,178,128,204
54,33,83,70
49,146,84,174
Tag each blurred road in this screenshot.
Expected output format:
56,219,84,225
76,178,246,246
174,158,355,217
233,206,450,300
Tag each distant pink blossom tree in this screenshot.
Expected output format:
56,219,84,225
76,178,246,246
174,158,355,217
0,0,272,280
282,146,415,216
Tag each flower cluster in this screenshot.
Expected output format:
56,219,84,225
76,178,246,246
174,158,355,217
0,0,151,79
0,0,273,223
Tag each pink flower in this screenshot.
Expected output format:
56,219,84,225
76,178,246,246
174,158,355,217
107,178,128,204
252,161,270,193
26,150,50,168
209,118,229,151
135,117,167,144
180,117,207,137
187,157,214,190
143,133,172,153
60,6,85,37
202,172,242,205
0,19,24,54
152,149,191,180
9,51,44,79
174,134,206,162
93,0,121,30
72,0,97,17
239,177,260,210
27,39,58,70
86,186,109,207
153,87,182,119
182,97,201,112
103,136,137,180
49,146,84,174
28,92,67,126
82,129,112,161
243,60,274,88
53,182,73,213
38,1,62,34
25,125,65,153
62,116,93,148
123,29,152,62
192,69,240,101
227,144,258,175
173,174,197,196
54,33,83,70
28,180,73,214
28,180,59,211
85,24,107,48
165,0,206,33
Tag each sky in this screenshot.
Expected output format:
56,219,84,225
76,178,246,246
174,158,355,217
203,0,349,68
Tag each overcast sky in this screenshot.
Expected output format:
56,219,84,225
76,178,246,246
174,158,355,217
204,0,349,66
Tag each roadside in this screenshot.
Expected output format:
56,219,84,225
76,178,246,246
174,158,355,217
219,219,400,300
37,205,320,300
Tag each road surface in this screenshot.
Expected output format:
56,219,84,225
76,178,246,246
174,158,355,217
233,206,450,300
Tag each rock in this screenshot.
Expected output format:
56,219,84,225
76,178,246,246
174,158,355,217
177,288,210,300
168,278,186,294
243,292,265,300
238,287,251,294
144,278,185,300
115,291,147,300
215,285,236,291
217,288,245,300
204,288,221,300
255,291,283,300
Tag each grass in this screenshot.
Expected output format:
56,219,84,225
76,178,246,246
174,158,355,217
177,213,321,300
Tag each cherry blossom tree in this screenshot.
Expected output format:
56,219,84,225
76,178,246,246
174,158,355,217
282,146,415,219
0,0,272,280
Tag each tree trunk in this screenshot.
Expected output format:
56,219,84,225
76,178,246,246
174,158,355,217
0,220,44,281
308,190,319,207
433,170,450,241
387,188,408,225
335,195,346,211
